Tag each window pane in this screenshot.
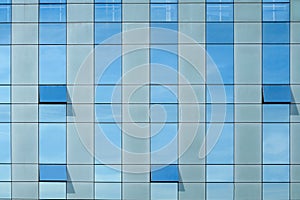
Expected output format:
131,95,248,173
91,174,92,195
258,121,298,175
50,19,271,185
0,165,10,181
207,183,233,200
39,124,66,163
263,3,289,21
206,23,233,43
0,105,10,122
263,45,289,84
39,165,67,181
207,85,234,103
40,4,66,22
207,4,233,22
263,23,289,43
39,45,66,84
95,104,121,122
151,165,179,182
95,85,121,103
95,183,121,199
263,165,289,182
263,183,289,200
151,183,177,200
39,24,66,44
0,24,10,44
151,4,177,22
263,123,289,164
0,124,10,163
95,23,121,44
95,165,121,182
39,105,66,122
263,105,289,122
263,85,292,103
40,0,66,3
0,5,10,22
0,86,10,103
151,85,177,103
39,86,67,103
207,165,233,182
0,46,10,84
39,182,66,199
0,183,11,199
95,4,121,22
151,104,177,122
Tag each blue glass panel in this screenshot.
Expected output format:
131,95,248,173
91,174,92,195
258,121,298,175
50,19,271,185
96,0,121,2
263,123,289,164
151,85,177,103
263,165,289,182
39,24,66,44
263,85,291,103
40,0,66,3
206,85,233,103
39,86,67,103
95,104,121,122
151,0,177,2
263,105,289,122
39,105,66,122
151,104,177,123
0,124,10,163
151,48,178,71
0,24,10,44
97,123,121,148
97,55,121,84
150,25,178,44
95,23,121,44
263,3,289,21
0,86,10,103
0,183,10,199
0,165,11,181
0,5,10,22
207,183,233,200
263,23,289,43
207,165,233,182
39,45,66,84
95,165,121,182
151,4,177,22
263,183,289,200
39,165,67,181
206,104,233,122
263,45,289,84
95,85,121,103
39,124,66,163
206,23,233,43
0,0,11,3
207,45,233,84
207,124,233,164
0,46,10,84
207,4,233,22
40,4,66,22
95,4,121,22
151,165,179,182
0,105,10,122
263,0,289,2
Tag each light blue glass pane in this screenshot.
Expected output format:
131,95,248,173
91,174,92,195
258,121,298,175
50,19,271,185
206,85,233,103
151,22,178,31
151,123,177,151
40,0,66,3
0,46,10,84
263,3,289,21
39,105,66,122
263,105,289,122
263,0,289,2
0,124,10,163
263,45,289,84
0,105,10,122
207,183,233,200
95,85,121,103
95,165,121,182
207,4,233,22
39,45,66,84
151,86,177,103
0,5,10,22
0,0,11,3
151,48,178,71
263,165,289,182
97,123,121,148
0,86,10,103
40,4,66,22
39,86,67,103
207,0,232,2
206,104,233,122
95,23,121,44
263,85,291,103
0,165,10,181
95,183,121,199
263,124,289,164
95,104,121,122
39,24,66,44
39,165,67,181
207,165,233,182
207,45,233,84
151,4,177,22
151,0,177,2
207,124,233,164
97,56,121,84
263,23,289,43
40,182,66,199
263,183,289,200
39,124,66,163
151,165,179,181
96,0,121,2
95,4,121,22
0,183,11,198
151,23,178,44
0,24,10,44
151,104,177,122
206,23,233,43
151,183,177,200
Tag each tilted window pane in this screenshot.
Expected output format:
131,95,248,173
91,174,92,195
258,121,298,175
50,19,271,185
263,85,292,103
151,165,179,182
39,165,67,181
39,86,67,103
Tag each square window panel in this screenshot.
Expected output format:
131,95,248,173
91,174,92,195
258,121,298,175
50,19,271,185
151,4,177,22
151,183,177,200
207,104,233,122
95,85,121,103
263,3,289,21
263,104,289,122
151,165,179,182
0,183,11,199
96,51,121,84
263,165,289,182
151,85,177,103
95,23,121,44
39,182,66,199
207,183,233,200
39,24,66,44
207,165,233,182
39,4,66,22
95,165,121,182
207,4,233,22
207,85,233,103
39,105,66,122
39,124,66,164
95,183,121,199
95,104,121,122
151,23,178,43
151,104,177,122
263,85,292,103
0,164,11,181
39,165,67,181
39,86,67,103
263,23,289,43
263,183,289,200
95,4,121,22
206,23,233,43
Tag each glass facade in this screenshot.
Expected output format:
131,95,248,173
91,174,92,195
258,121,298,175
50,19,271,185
0,0,299,199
